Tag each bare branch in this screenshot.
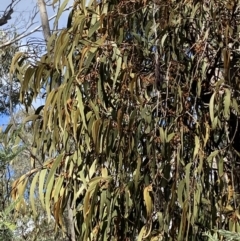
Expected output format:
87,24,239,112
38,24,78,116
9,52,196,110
0,14,55,48
0,9,13,27
0,0,20,26
0,5,72,49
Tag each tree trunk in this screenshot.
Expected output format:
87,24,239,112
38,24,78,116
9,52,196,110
67,195,76,241
37,0,51,41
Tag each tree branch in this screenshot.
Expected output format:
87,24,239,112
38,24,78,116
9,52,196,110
0,5,72,48
37,0,51,41
0,0,20,26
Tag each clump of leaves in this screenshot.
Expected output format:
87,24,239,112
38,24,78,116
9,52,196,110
204,230,240,241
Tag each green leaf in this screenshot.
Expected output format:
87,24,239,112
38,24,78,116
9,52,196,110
88,159,97,180
177,179,185,208
53,175,64,203
161,33,168,47
167,132,175,143
88,20,101,38
113,47,122,89
159,127,165,144
53,0,69,30
207,150,219,162
193,135,200,159
45,154,64,186
76,88,87,130
224,88,231,119
209,92,216,128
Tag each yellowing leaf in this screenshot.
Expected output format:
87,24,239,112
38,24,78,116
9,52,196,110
45,173,55,221
193,135,200,159
101,167,108,177
53,175,64,203
92,119,101,147
203,122,210,147
88,159,97,180
30,172,40,218
10,52,25,74
143,185,153,218
167,132,175,143
39,169,48,207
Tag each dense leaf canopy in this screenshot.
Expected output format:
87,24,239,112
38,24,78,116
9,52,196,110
9,0,240,240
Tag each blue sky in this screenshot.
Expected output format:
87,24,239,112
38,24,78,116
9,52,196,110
0,0,74,127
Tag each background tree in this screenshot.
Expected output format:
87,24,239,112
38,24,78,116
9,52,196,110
9,0,240,240
0,108,67,241
0,0,40,115
0,125,25,241
0,31,21,115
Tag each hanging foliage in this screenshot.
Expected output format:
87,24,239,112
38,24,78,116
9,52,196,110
9,0,240,240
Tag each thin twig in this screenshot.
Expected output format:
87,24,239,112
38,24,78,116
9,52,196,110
153,0,159,133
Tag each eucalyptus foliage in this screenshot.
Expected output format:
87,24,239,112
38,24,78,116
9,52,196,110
9,0,240,240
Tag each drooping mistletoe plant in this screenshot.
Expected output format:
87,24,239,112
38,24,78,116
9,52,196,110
9,0,240,240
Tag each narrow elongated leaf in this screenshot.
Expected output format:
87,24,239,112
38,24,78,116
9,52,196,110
39,169,48,207
193,135,200,159
53,0,69,30
143,185,153,218
209,92,216,126
113,47,122,89
224,88,231,119
77,88,87,130
30,172,40,218
45,154,64,186
45,173,55,221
